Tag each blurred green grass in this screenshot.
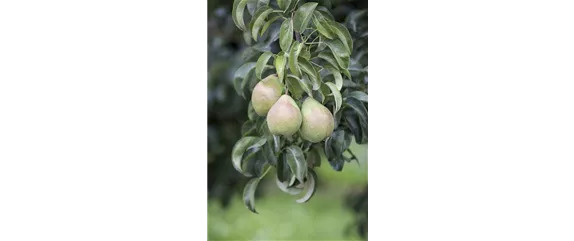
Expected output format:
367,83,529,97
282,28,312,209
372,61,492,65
208,143,367,241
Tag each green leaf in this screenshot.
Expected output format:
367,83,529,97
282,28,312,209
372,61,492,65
277,0,292,11
300,46,311,60
232,136,265,176
293,2,318,33
273,135,281,152
275,174,303,195
346,91,368,103
313,88,325,104
325,39,350,58
279,18,293,53
345,97,368,123
260,14,281,36
233,62,256,98
306,146,322,168
247,102,257,120
285,145,307,183
312,11,335,39
250,6,273,41
287,74,312,97
255,51,273,79
296,169,317,203
330,21,353,54
277,152,292,182
257,0,269,8
232,0,249,31
241,120,257,136
288,41,303,76
318,52,339,71
274,52,287,82
326,66,342,90
324,82,342,114
243,178,260,213
298,57,321,90
316,6,334,20
285,74,304,99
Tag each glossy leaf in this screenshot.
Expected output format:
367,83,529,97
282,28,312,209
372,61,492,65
325,82,342,114
260,14,281,36
232,136,263,176
243,178,260,213
277,153,292,183
262,141,277,166
233,62,256,98
255,51,273,79
313,88,325,104
306,146,322,168
316,6,334,20
287,74,312,97
232,0,248,31
330,21,353,54
285,74,304,99
288,41,302,76
279,18,293,53
277,0,292,11
298,57,321,90
325,39,350,58
296,169,317,203
312,12,335,39
251,7,273,41
347,91,368,103
241,120,257,136
285,145,307,183
326,66,342,90
345,97,368,123
318,52,339,71
257,0,270,8
293,2,318,33
327,156,344,171
274,52,286,83
275,174,303,195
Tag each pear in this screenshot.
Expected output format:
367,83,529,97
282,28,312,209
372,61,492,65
266,95,302,136
299,98,335,143
251,74,283,116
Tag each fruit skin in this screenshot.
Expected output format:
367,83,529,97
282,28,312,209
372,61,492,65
251,74,283,116
266,95,302,136
299,97,335,143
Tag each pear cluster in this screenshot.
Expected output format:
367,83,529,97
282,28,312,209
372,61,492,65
251,74,334,142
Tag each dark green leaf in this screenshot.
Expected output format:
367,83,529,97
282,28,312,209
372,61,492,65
255,51,273,79
285,145,307,183
257,0,269,8
345,97,368,123
325,39,350,58
275,174,303,195
233,62,256,98
285,74,304,99
313,88,325,104
260,13,281,36
251,6,273,41
279,18,293,53
232,0,249,31
248,102,257,120
287,74,312,97
241,120,257,136
326,66,343,90
343,112,364,144
318,52,339,71
327,157,344,171
316,6,334,20
306,146,322,168
262,141,277,166
277,153,292,182
232,136,265,176
298,57,321,90
293,2,318,33
243,178,260,213
296,169,317,203
312,11,335,39
330,21,353,54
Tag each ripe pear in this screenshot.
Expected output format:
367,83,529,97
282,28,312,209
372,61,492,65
251,74,283,116
299,98,335,143
266,95,302,136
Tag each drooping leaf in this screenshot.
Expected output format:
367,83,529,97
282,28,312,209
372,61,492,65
262,141,278,166
298,57,321,90
277,152,292,183
260,13,281,36
232,0,249,31
275,174,303,195
257,0,270,8
346,91,368,103
285,145,307,183
326,66,343,90
287,74,312,97
274,52,287,83
313,88,325,104
256,51,273,79
306,146,322,168
288,41,303,76
279,18,294,52
247,102,257,120
232,136,264,176
273,135,281,152
300,45,311,60
296,169,317,203
345,97,368,123
243,177,263,213
318,52,339,70
312,11,335,39
233,62,257,98
325,82,342,114
285,74,304,99
293,2,318,33
343,112,364,144
277,0,292,11
330,21,353,54
325,38,350,58
241,120,257,136
316,6,334,20
327,156,344,171
250,6,273,41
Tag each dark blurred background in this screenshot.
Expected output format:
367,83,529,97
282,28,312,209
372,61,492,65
208,1,368,240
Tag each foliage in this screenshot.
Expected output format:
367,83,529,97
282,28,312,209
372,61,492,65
230,0,368,214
